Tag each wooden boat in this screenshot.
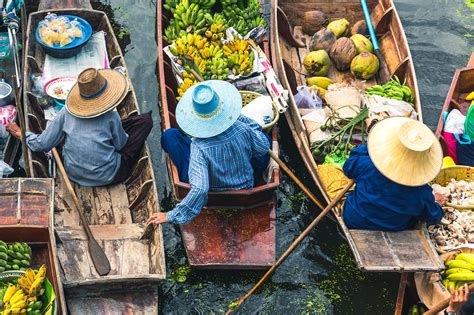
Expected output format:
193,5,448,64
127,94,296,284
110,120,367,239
20,0,166,312
0,178,66,314
394,54,474,315
270,0,444,272
157,1,280,268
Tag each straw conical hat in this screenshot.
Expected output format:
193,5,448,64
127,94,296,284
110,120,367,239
367,117,443,186
66,68,129,118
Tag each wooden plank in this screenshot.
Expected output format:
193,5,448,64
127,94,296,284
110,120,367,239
55,224,144,241
76,186,98,225
349,230,398,269
102,239,124,276
91,186,115,225
38,0,92,11
121,239,150,275
56,240,94,282
109,184,132,224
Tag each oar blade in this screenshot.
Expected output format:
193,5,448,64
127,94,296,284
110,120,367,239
88,237,111,276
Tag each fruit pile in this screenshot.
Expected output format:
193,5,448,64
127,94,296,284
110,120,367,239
1,265,48,314
164,0,265,98
0,241,32,273
303,12,381,83
442,253,474,291
366,76,414,104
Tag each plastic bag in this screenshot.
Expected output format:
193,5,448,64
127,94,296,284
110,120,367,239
301,107,331,144
294,86,322,109
444,109,465,134
242,95,274,126
0,105,16,138
0,159,13,177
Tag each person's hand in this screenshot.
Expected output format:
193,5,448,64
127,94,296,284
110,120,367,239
146,212,168,227
435,192,447,206
6,122,21,139
447,283,470,314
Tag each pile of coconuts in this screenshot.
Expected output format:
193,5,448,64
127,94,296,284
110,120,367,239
302,10,380,81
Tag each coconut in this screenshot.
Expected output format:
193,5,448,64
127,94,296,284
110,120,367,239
309,28,336,54
351,20,369,36
350,52,380,80
351,34,373,54
329,37,357,71
303,11,329,35
303,50,331,76
327,18,350,38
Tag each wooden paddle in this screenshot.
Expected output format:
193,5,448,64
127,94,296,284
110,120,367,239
225,150,354,314
51,148,111,276
360,0,391,83
424,283,474,315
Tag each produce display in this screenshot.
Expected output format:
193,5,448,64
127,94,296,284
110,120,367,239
365,76,414,104
428,179,474,252
442,253,474,291
0,241,32,273
163,0,266,98
38,13,83,47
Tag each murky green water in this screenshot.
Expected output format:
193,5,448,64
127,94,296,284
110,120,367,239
43,0,474,313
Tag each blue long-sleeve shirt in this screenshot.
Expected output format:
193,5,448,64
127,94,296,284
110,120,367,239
342,144,443,231
26,109,128,186
166,115,270,224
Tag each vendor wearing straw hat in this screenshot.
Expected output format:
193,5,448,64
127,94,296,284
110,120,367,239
343,117,446,231
7,68,153,186
147,80,271,226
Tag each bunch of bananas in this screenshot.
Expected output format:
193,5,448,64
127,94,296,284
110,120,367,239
0,241,31,272
366,75,413,104
221,0,266,35
169,33,209,59
442,253,474,290
204,57,229,80
17,266,46,300
2,285,27,314
223,39,254,75
177,72,199,100
173,1,210,34
163,0,180,13
204,14,225,43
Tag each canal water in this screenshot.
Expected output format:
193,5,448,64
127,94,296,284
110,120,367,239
30,0,474,313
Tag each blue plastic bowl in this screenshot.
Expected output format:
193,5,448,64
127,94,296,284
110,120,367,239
35,15,92,58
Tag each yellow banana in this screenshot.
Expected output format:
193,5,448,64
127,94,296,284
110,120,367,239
11,298,26,309
28,277,44,296
3,285,16,303
466,91,474,101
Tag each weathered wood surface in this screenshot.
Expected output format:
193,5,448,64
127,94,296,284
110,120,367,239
38,0,92,11
23,8,166,290
157,0,279,267
271,0,442,273
180,202,276,268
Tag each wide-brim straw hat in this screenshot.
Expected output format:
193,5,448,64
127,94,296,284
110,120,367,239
66,68,129,118
176,80,241,138
368,117,443,186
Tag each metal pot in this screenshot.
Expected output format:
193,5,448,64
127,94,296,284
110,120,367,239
0,72,13,107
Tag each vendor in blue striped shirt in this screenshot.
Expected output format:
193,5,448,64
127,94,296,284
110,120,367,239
147,80,271,225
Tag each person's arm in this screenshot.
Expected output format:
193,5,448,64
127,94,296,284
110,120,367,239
165,144,209,225
446,284,470,314
343,144,367,179
417,186,444,225
239,115,270,157
110,111,128,150
24,110,66,152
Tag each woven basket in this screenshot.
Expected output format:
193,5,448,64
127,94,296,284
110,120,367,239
240,91,279,132
432,166,474,185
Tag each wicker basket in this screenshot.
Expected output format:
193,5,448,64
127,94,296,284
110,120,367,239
240,90,279,132
432,165,474,185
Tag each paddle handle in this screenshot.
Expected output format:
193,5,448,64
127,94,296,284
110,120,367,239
51,148,111,276
12,76,31,176
424,283,474,315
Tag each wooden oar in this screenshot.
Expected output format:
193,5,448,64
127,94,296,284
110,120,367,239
225,151,354,314
424,283,474,315
360,0,391,83
51,148,111,276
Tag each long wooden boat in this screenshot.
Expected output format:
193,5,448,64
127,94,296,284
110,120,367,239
394,53,474,315
270,0,444,272
20,1,166,312
157,0,280,268
0,178,66,314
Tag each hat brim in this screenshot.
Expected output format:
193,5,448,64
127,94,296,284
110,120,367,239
176,80,242,138
367,117,443,186
66,69,129,119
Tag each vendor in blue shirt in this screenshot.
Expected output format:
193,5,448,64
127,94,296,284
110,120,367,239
343,117,446,231
7,68,153,186
147,80,271,226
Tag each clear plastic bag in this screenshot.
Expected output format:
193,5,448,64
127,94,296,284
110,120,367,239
444,109,465,134
0,105,16,138
294,85,322,109
0,159,13,177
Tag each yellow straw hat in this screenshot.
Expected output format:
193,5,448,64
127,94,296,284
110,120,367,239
367,117,443,186
66,68,129,118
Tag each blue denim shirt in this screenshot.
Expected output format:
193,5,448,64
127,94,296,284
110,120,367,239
26,109,128,186
343,144,443,231
166,115,270,224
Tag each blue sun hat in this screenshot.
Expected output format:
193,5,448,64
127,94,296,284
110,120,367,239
176,80,242,138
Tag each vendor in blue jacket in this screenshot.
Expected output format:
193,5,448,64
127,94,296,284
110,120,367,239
343,117,445,231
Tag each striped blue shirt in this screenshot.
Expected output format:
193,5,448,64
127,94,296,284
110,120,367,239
166,115,270,224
